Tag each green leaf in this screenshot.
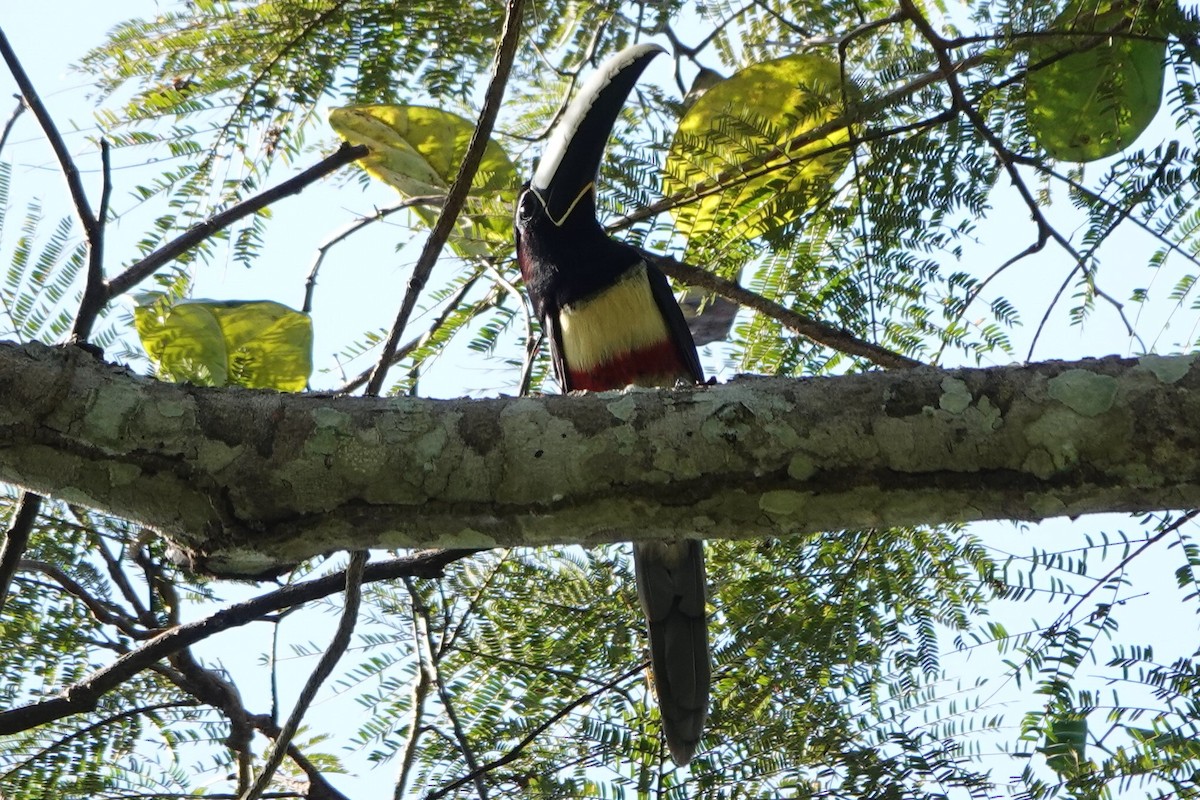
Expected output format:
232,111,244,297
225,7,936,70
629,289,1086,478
133,295,313,390
1126,726,1200,759
1042,714,1088,776
1026,0,1171,162
328,104,517,257
663,54,856,268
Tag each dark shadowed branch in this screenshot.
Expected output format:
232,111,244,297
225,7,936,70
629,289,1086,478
648,253,921,369
364,0,526,396
0,549,477,736
104,142,369,299
0,493,41,615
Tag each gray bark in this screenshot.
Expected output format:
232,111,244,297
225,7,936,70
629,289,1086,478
0,340,1195,577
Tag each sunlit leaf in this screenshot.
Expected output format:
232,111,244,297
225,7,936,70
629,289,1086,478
1026,0,1171,162
663,53,856,269
328,104,517,257
134,294,313,390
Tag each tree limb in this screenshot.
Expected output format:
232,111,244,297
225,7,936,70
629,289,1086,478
2,340,1198,577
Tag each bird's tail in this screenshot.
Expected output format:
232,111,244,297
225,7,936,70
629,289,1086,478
632,539,710,765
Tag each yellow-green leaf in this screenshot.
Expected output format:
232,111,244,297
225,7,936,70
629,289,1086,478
663,54,856,268
328,105,517,257
1026,0,1171,162
134,295,313,391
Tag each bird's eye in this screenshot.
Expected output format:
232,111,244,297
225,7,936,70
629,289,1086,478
516,190,538,222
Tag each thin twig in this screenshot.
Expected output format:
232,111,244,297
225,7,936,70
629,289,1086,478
933,229,1049,364
393,589,434,800
407,577,489,800
898,0,1143,358
607,50,988,233
0,94,24,158
337,270,483,393
0,492,41,615
243,551,368,800
302,196,444,314
78,513,154,625
424,663,646,800
364,0,526,396
1060,511,1200,633
105,142,369,299
18,559,149,639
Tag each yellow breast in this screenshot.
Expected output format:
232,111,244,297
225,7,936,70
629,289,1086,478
558,264,671,373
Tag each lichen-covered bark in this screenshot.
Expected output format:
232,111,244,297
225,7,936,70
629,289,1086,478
1,341,1197,576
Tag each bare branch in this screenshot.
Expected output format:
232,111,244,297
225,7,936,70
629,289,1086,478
104,142,369,299
364,0,526,395
302,196,444,314
394,582,435,800
245,550,368,800
337,270,483,393
0,94,24,158
933,230,1049,364
0,549,476,736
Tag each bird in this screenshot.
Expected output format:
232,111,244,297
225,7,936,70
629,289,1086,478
513,43,710,765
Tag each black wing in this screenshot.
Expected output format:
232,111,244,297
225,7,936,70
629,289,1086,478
644,258,705,385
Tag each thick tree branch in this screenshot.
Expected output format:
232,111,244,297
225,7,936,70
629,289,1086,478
1,340,1198,578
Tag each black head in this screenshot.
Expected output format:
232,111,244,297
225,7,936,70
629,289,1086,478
514,44,665,311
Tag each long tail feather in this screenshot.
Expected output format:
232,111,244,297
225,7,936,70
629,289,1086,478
633,539,710,765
